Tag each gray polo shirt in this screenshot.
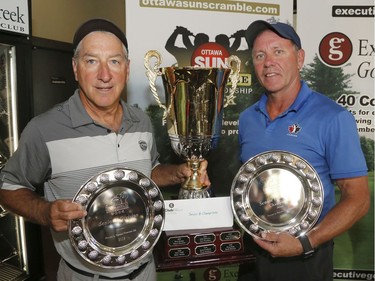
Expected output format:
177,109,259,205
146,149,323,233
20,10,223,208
0,90,160,277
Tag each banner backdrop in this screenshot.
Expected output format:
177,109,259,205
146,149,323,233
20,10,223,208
125,1,292,279
297,2,374,281
126,1,374,280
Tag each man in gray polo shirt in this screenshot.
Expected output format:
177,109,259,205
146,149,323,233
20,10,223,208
0,18,210,281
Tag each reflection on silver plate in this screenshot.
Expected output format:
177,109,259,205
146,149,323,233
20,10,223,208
231,151,323,238
69,168,165,268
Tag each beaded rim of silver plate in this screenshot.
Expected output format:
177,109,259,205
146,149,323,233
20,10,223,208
69,167,164,268
231,151,323,238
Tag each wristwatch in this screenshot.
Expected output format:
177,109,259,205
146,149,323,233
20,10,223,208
298,234,315,258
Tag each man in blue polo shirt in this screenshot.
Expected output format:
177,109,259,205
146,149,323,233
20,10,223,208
237,20,370,281
0,19,210,281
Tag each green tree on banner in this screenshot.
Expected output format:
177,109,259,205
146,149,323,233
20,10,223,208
360,137,374,171
301,54,359,100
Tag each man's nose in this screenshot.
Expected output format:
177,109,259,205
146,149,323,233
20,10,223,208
98,63,112,82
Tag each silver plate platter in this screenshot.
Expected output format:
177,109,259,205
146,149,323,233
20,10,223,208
231,151,323,238
69,168,165,268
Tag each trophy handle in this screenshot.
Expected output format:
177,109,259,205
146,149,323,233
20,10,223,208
224,55,241,108
144,50,170,125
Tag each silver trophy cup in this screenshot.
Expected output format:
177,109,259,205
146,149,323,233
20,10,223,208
144,50,240,199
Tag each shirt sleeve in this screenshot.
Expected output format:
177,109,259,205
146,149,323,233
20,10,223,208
325,110,368,179
0,118,51,191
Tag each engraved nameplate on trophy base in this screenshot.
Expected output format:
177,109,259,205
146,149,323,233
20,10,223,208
153,224,255,270
155,226,243,260
168,236,190,247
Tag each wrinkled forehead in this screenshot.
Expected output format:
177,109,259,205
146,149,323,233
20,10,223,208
252,29,295,50
76,31,128,58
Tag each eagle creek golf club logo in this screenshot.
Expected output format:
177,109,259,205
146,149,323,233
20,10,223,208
0,2,29,35
105,191,130,215
319,32,353,67
138,140,147,151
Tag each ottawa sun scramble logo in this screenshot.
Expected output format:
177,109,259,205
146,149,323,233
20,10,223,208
191,42,230,68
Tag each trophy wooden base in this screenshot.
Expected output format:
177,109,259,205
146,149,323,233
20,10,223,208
153,225,255,271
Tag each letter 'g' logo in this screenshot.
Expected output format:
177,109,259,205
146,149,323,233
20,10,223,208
203,267,221,281
319,32,353,67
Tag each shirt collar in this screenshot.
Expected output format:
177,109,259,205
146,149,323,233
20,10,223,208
256,81,311,115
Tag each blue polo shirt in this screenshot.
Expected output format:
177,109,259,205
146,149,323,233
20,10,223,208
238,81,367,220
